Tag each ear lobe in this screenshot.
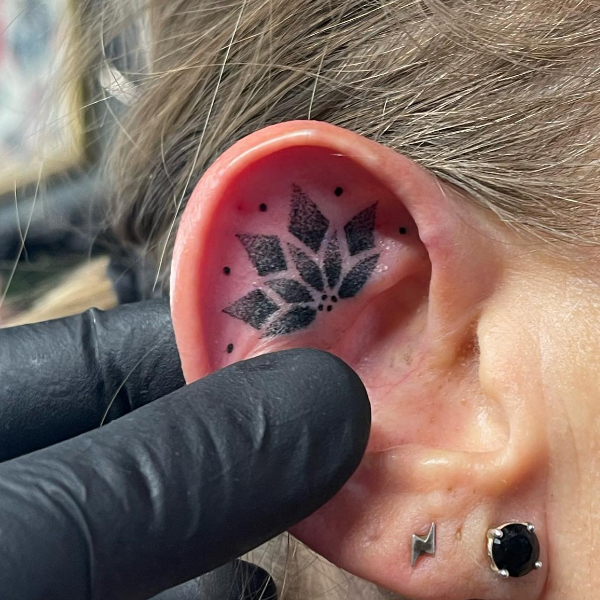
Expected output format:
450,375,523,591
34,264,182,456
171,121,548,600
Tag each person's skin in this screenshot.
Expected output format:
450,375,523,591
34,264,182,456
169,120,599,600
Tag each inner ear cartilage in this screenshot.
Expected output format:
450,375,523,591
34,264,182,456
222,184,382,338
486,522,542,578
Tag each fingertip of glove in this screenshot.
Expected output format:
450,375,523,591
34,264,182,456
230,347,371,444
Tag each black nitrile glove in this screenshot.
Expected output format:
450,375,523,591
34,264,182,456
0,299,186,461
0,301,371,600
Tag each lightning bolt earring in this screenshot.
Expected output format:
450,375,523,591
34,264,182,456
411,522,436,567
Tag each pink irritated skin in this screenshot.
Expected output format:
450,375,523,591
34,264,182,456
171,121,547,600
192,146,424,370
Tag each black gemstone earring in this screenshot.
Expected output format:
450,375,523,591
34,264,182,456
487,522,542,578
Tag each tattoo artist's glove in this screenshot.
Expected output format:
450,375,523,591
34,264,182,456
0,299,186,461
0,300,371,599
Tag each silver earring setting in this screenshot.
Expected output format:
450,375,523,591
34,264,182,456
487,522,542,578
411,522,436,567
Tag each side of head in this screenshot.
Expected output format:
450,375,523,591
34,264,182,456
169,119,600,600
96,2,600,599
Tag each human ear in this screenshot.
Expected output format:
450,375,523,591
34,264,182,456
170,121,547,600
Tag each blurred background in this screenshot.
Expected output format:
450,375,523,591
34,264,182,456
0,0,148,327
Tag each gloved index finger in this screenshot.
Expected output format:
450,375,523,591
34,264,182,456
0,348,371,600
0,298,185,461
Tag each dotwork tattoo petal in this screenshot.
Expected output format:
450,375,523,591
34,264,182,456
288,243,324,292
223,289,279,329
338,254,380,298
324,232,342,289
344,203,377,256
289,184,329,253
236,234,287,276
266,278,314,303
264,306,317,337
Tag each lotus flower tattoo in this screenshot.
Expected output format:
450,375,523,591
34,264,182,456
223,184,380,337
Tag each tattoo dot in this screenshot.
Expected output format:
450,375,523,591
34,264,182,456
321,294,328,301
227,343,234,353
399,227,407,235
327,305,333,312
318,304,324,311
223,266,231,275
332,296,338,303
259,203,268,212
334,187,343,197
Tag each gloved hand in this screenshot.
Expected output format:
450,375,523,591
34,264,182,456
0,299,187,461
0,300,371,599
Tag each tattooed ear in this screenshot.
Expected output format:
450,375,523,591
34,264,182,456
171,122,427,381
170,121,518,600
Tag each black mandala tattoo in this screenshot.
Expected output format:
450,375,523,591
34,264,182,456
223,185,380,336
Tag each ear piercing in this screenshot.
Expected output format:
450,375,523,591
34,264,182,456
410,521,542,578
487,522,542,578
411,522,436,566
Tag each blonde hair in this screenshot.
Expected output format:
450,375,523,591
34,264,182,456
85,0,600,286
